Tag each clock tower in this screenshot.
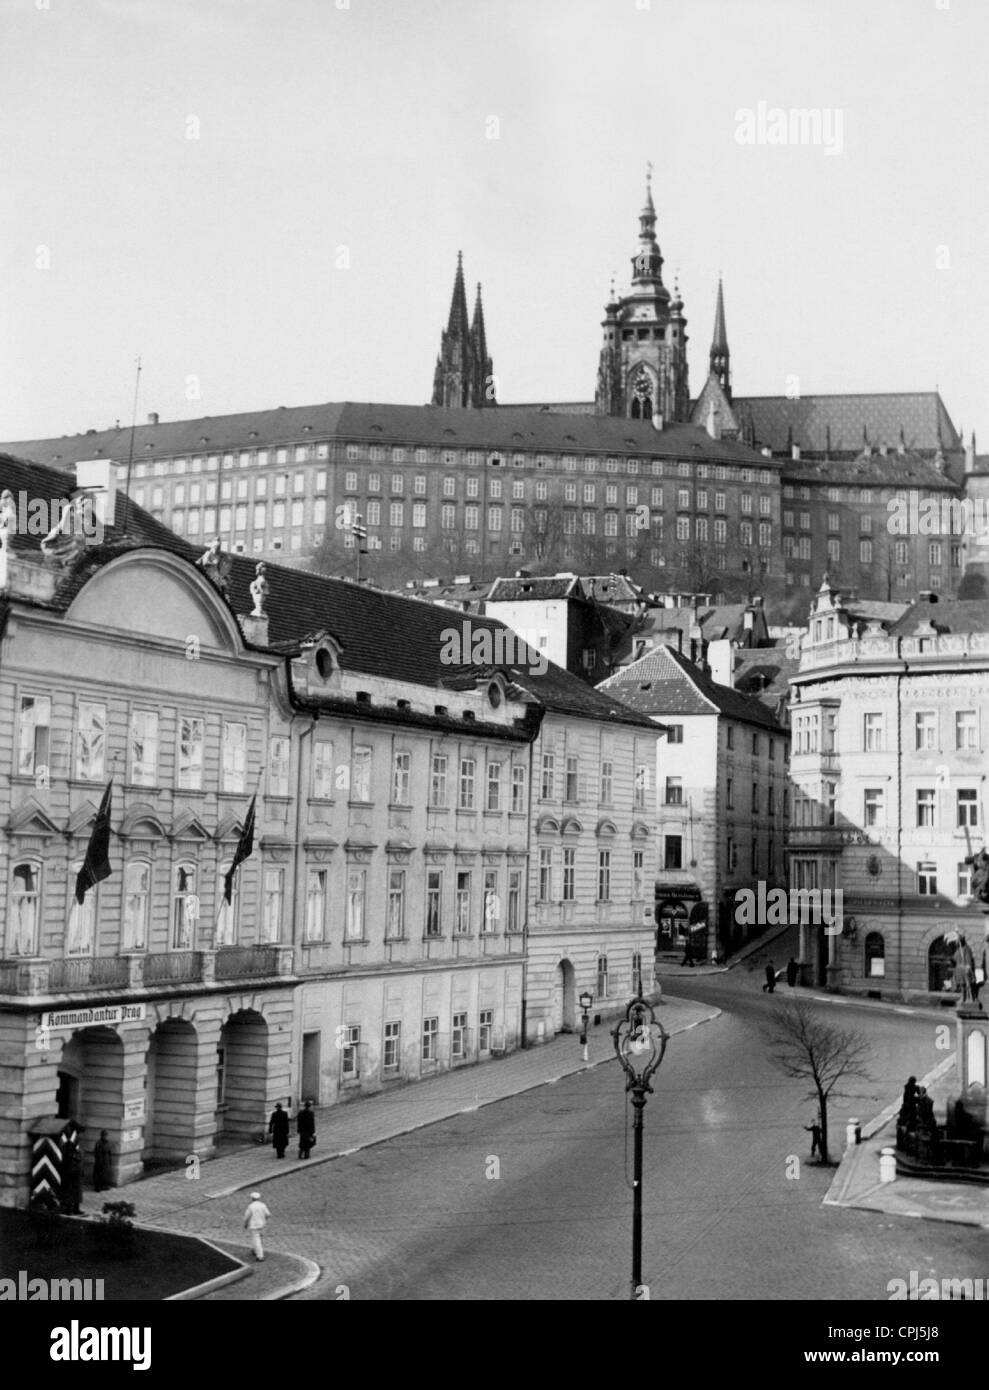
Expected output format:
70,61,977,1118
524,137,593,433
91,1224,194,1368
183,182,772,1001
595,173,689,423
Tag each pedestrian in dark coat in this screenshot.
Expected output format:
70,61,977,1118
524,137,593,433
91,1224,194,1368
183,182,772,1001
297,1100,316,1159
804,1119,823,1159
61,1140,83,1215
93,1130,113,1191
898,1076,918,1128
786,957,799,988
680,935,694,968
763,962,777,993
268,1102,289,1159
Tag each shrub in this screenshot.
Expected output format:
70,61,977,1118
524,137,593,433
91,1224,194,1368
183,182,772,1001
92,1200,137,1258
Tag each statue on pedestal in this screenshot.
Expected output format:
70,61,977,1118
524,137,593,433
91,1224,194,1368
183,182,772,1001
197,536,231,596
953,932,978,1005
249,562,269,617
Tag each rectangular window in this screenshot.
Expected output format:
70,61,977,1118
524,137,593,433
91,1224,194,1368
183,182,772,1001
956,711,978,750
635,764,649,809
917,861,938,896
76,701,106,781
269,736,290,797
459,758,475,810
863,787,884,827
597,850,611,901
305,869,327,943
422,1016,439,1062
600,760,613,802
511,764,526,813
665,835,683,871
538,848,552,902
562,847,576,901
565,755,579,803
915,711,937,751
455,871,471,933
392,750,411,804
452,1011,468,1061
482,870,499,932
389,502,404,527
262,867,283,943
507,869,522,931
387,869,406,937
958,788,979,828
863,713,884,752
351,745,372,801
959,862,973,897
129,709,159,787
341,1024,360,1080
345,869,366,940
486,761,502,812
311,740,335,800
541,752,555,800
430,753,449,807
425,870,442,936
478,1008,493,1053
412,502,427,528
916,788,936,828
665,775,682,806
222,721,247,793
178,716,204,790
383,1021,401,1073
597,954,609,998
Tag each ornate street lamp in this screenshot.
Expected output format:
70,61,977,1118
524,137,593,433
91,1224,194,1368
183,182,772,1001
578,990,593,1062
612,994,669,1299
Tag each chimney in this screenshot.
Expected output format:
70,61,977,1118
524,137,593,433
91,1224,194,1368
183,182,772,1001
708,637,735,688
791,444,800,461
147,412,159,426
706,402,719,440
74,458,117,529
761,447,772,458
652,412,664,431
965,433,976,472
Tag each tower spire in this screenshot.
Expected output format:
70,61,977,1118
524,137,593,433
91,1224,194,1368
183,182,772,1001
709,276,730,399
431,253,494,408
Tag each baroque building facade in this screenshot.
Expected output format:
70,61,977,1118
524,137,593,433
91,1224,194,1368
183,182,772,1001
787,577,989,997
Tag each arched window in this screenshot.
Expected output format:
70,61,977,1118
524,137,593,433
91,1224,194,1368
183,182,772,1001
928,935,956,993
172,862,198,950
123,860,150,952
10,862,41,956
864,931,885,978
216,861,238,947
66,860,97,957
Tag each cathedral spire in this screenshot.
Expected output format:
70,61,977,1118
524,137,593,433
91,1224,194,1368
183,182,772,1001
431,253,494,408
709,277,730,399
631,167,665,287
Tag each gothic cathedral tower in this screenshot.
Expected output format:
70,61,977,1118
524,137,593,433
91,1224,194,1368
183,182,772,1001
431,252,495,408
595,174,689,422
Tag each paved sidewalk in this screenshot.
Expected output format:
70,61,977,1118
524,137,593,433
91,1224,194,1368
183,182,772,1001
825,1052,989,1229
104,993,719,1296
658,920,797,979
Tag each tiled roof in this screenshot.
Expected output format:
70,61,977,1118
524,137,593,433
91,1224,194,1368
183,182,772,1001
890,597,989,637
782,448,957,490
731,646,800,706
487,575,581,602
738,392,961,456
1,401,784,468
599,644,786,731
0,454,656,732
843,598,912,625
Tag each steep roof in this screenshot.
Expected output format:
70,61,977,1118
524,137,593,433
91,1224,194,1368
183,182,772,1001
487,575,582,602
599,644,785,731
738,392,961,456
782,448,957,490
890,597,989,637
1,401,784,469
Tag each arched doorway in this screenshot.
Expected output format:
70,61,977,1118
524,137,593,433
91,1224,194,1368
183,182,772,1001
656,900,688,948
145,1019,198,1165
928,936,957,993
56,1028,124,1179
217,1010,269,1139
553,959,576,1034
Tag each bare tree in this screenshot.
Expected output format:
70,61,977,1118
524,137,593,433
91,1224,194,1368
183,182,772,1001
761,999,872,1163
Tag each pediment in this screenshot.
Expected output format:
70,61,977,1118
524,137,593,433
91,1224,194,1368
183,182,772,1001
7,799,60,837
118,803,168,839
536,814,560,835
169,809,212,842
560,816,584,836
65,799,100,837
630,820,651,840
215,812,247,842
596,817,618,837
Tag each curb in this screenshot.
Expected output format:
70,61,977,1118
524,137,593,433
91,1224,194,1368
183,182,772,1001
154,1002,724,1204
165,1236,250,1300
261,1254,322,1301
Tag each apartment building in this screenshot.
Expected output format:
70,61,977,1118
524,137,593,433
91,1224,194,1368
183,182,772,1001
788,576,989,996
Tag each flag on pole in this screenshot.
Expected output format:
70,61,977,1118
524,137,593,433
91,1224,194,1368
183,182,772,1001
223,793,256,904
75,781,113,904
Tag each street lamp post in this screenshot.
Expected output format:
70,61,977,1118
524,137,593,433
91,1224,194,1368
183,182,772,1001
612,994,669,1300
578,990,593,1062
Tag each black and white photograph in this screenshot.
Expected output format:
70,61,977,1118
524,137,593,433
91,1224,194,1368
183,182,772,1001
1,0,988,1345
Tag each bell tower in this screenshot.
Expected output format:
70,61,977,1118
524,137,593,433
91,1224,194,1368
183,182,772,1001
595,169,689,423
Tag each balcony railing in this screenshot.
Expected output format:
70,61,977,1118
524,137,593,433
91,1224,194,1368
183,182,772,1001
143,951,203,985
214,945,284,979
48,957,131,991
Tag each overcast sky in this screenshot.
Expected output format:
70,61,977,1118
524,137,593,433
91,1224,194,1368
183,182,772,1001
2,0,986,443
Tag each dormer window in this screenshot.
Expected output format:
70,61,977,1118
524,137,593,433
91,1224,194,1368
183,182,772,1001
487,682,502,709
315,648,334,680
